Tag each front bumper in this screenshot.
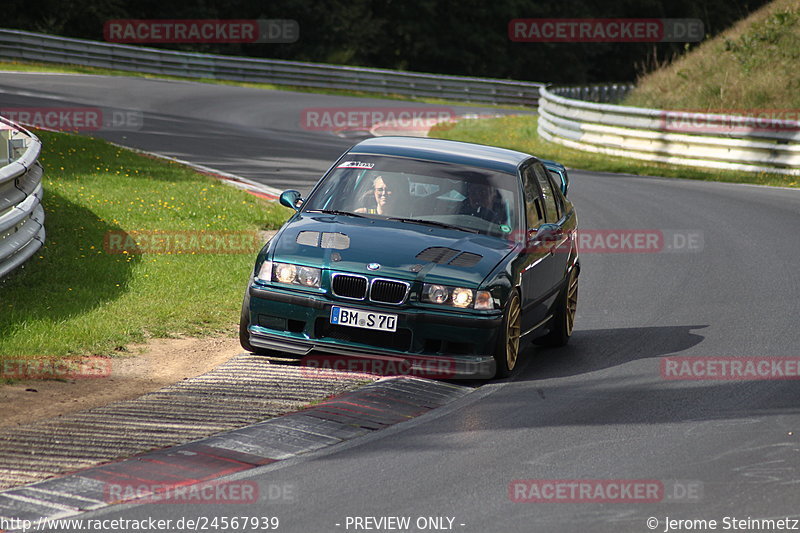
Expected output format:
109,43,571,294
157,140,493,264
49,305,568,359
248,285,500,379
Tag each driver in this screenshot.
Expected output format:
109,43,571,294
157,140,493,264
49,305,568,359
462,181,504,225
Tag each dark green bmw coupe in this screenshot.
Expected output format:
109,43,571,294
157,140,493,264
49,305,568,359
240,137,579,379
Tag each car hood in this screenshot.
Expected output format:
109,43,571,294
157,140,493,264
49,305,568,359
271,213,515,287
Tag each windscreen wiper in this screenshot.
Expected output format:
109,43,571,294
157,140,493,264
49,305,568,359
388,217,479,234
314,209,367,218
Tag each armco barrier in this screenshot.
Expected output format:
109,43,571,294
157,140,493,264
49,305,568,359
0,29,542,107
538,84,800,175
0,117,45,279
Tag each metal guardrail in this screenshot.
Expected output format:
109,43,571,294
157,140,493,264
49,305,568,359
0,29,542,107
548,84,634,104
538,85,800,175
0,117,45,279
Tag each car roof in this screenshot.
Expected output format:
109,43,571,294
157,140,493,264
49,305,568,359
346,136,536,174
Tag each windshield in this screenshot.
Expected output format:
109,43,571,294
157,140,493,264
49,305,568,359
303,154,521,239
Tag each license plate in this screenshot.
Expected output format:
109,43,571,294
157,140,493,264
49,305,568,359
330,306,397,332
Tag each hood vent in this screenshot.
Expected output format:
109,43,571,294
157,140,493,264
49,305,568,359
296,231,320,247
297,231,350,250
321,232,350,250
416,247,483,268
416,247,459,264
449,252,482,267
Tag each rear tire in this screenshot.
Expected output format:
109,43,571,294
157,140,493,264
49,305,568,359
493,290,521,378
536,268,578,347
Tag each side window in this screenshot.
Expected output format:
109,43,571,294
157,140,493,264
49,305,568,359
521,166,545,230
533,163,560,222
547,170,566,216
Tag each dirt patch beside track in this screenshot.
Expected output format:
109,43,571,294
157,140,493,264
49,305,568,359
0,334,242,429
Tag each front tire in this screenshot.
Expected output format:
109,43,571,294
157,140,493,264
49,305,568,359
493,290,521,378
536,267,578,347
239,281,282,356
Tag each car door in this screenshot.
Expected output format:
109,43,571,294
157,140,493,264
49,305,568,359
532,161,571,289
517,161,557,332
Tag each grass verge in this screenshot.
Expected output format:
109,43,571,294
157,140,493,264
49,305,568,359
430,115,798,188
0,130,292,360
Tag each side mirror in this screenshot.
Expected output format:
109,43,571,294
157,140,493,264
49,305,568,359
543,160,569,196
279,190,303,211
552,169,569,196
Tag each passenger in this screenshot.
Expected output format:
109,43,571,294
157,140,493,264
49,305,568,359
356,175,406,216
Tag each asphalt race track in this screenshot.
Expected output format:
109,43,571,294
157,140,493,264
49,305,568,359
2,73,799,532
0,73,521,193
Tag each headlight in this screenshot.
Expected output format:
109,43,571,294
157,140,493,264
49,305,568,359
274,263,297,284
451,288,473,308
258,261,322,288
422,284,494,310
425,284,449,304
296,266,321,287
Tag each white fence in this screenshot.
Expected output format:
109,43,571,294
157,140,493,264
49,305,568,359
0,29,543,106
0,117,45,279
538,85,800,175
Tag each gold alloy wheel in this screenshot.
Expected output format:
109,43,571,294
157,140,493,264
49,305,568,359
506,294,521,370
566,270,578,336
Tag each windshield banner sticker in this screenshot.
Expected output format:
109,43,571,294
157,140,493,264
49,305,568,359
337,161,375,169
